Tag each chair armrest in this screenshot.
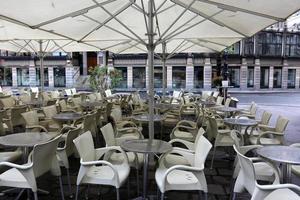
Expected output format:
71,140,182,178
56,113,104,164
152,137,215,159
95,146,129,164
239,145,263,155
0,161,33,170
258,124,275,131
168,139,195,150
160,147,194,166
26,125,48,132
177,120,197,128
257,183,300,192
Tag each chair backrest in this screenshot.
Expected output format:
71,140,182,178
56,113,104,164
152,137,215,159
180,103,199,118
194,128,206,145
58,100,67,111
42,105,58,118
87,94,97,102
194,135,212,168
201,91,212,100
100,123,116,146
0,97,15,108
71,97,82,106
212,91,219,98
73,131,96,162
172,90,181,98
19,94,31,104
32,135,62,178
95,92,102,101
105,89,112,97
64,127,82,157
10,105,28,126
30,87,39,94
65,89,72,96
230,130,244,149
110,107,122,122
224,98,231,107
216,96,224,106
21,110,39,126
275,116,289,133
250,103,257,115
233,145,256,195
206,116,218,141
83,112,97,136
50,90,60,99
0,110,6,135
260,111,272,125
71,88,77,95
41,92,51,102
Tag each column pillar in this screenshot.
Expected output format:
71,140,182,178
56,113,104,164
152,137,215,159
48,67,54,88
12,67,17,87
82,52,88,75
269,66,274,89
186,57,194,89
282,59,288,89
127,66,133,88
65,66,73,88
145,65,149,89
254,58,260,90
167,66,172,89
296,68,300,89
240,58,247,90
203,58,212,90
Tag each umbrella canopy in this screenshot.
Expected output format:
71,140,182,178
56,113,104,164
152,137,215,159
0,0,299,140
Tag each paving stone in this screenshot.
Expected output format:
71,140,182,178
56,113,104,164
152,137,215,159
207,184,226,195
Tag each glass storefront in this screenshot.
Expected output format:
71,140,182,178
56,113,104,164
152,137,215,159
273,67,282,88
257,32,282,56
154,67,162,88
228,67,240,88
17,68,30,86
247,67,254,88
172,66,186,89
133,67,146,88
286,33,300,57
194,66,203,88
0,67,12,86
36,68,49,87
54,67,66,87
114,67,127,88
260,67,269,88
288,69,296,88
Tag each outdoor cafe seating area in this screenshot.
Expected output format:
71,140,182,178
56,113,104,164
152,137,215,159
0,87,299,200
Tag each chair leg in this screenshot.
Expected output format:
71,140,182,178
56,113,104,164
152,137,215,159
75,185,80,200
160,192,164,200
116,188,120,200
66,168,73,198
58,176,65,200
232,192,237,200
210,145,217,169
136,168,139,196
33,192,38,200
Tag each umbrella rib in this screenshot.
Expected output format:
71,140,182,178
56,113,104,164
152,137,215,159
172,0,248,37
94,0,147,46
78,1,135,42
187,39,220,52
157,0,197,42
196,38,228,47
43,40,51,52
27,40,39,54
82,15,143,45
154,0,168,14
168,39,188,56
140,0,149,35
32,0,117,28
156,4,176,15
196,0,285,22
10,40,31,53
153,1,162,38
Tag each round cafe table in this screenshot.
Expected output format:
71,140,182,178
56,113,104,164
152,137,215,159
256,146,300,183
121,139,172,200
214,107,242,118
52,112,83,126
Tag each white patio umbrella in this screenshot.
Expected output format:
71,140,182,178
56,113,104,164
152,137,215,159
0,0,299,143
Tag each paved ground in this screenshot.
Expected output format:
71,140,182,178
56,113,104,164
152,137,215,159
1,92,300,200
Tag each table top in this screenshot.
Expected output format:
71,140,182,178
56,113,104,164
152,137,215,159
132,114,166,122
256,146,300,165
214,107,242,112
199,100,216,107
224,118,258,126
154,103,181,110
121,139,172,154
52,112,83,121
0,132,55,147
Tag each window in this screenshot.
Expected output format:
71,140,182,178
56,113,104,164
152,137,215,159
257,32,282,56
172,66,186,89
260,67,269,88
286,33,300,57
36,68,49,87
228,67,240,88
54,67,66,87
133,67,146,88
244,37,255,55
247,67,254,88
154,67,162,88
114,67,127,88
17,68,30,86
273,67,282,88
288,69,296,88
194,66,203,88
0,68,12,86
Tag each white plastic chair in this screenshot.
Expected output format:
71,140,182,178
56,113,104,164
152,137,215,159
73,131,130,200
105,89,113,97
155,135,212,200
70,88,77,95
0,135,64,200
57,126,82,197
232,145,300,200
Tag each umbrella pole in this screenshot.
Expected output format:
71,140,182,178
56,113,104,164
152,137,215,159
162,42,167,98
147,0,155,141
39,40,44,93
